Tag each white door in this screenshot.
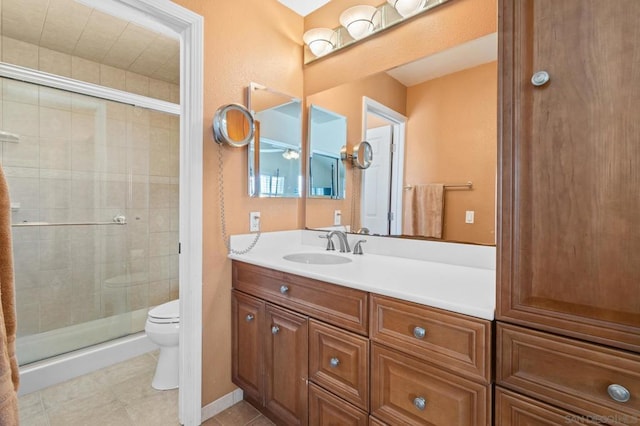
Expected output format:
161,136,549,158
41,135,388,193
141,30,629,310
362,125,393,234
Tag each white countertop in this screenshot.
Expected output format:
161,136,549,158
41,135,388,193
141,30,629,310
229,230,496,321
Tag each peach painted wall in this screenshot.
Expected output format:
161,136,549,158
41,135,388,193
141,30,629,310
305,72,406,229
405,62,497,244
172,0,304,407
303,0,497,95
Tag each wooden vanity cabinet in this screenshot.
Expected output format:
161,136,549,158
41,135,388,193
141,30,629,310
497,0,640,423
232,289,308,425
232,261,494,425
232,261,368,425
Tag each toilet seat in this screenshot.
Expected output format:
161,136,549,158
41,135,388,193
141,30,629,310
148,299,180,324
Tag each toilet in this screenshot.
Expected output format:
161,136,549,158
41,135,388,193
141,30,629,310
145,299,180,390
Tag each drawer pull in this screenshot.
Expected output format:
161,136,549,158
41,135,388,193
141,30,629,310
329,357,340,368
608,384,631,403
413,326,426,339
413,396,427,411
531,70,550,86
280,285,289,294
271,325,280,335
245,314,254,322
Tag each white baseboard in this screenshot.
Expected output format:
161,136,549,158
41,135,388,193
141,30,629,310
201,388,244,422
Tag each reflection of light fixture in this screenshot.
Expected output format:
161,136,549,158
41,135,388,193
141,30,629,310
303,28,337,57
282,149,300,160
339,5,378,40
386,0,425,17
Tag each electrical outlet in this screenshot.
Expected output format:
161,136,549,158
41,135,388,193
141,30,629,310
465,210,475,224
250,211,261,232
334,210,342,225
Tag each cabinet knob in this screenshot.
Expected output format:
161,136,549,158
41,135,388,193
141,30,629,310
608,384,631,403
413,326,426,339
329,357,340,368
413,396,427,411
271,325,280,335
531,70,550,87
280,285,289,294
245,314,254,322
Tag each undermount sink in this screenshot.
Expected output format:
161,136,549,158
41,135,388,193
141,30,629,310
283,252,352,265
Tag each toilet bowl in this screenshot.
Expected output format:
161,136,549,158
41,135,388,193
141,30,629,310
145,299,180,390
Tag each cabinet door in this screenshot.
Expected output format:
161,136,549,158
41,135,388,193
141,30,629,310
231,290,264,406
498,0,640,351
264,304,308,425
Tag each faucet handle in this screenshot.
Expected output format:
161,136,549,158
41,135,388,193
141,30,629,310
319,233,335,251
353,239,367,255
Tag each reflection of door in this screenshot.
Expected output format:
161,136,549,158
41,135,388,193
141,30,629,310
362,125,393,234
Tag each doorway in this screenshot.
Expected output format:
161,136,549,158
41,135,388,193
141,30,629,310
361,97,406,235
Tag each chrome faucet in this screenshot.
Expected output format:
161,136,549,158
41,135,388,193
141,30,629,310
327,230,351,253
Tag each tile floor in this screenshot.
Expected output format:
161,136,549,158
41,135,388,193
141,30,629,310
18,351,273,426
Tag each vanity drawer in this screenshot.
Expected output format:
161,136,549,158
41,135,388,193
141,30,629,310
497,322,640,422
370,294,491,383
309,383,368,426
309,319,369,411
233,261,368,335
495,387,601,425
371,343,490,426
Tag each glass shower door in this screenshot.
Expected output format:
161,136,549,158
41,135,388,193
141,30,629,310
1,77,179,365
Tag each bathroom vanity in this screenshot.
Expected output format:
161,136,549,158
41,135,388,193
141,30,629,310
229,230,495,425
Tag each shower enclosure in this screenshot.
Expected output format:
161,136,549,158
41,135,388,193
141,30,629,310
1,74,179,366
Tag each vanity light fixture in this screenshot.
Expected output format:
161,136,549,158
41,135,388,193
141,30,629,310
339,5,379,40
282,148,300,160
387,0,425,17
303,28,338,57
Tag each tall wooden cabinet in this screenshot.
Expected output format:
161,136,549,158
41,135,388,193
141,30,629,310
497,0,640,424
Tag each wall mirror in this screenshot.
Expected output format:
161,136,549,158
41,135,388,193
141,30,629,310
248,82,303,197
305,33,498,245
308,105,347,199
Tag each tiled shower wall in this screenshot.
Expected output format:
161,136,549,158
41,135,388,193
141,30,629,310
0,76,179,351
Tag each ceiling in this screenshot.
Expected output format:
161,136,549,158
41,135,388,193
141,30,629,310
278,0,331,16
387,33,497,87
1,0,180,83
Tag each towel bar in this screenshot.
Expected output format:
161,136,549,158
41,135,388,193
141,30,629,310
11,215,127,227
404,181,473,190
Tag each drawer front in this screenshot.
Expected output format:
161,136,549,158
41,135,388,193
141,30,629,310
497,322,640,422
370,294,491,383
233,261,368,334
495,387,601,426
371,343,489,426
309,383,368,426
369,417,388,426
309,319,369,411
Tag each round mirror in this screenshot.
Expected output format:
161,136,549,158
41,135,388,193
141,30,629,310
212,104,255,147
352,141,373,169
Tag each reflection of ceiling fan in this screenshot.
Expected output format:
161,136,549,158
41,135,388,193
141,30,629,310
260,138,300,159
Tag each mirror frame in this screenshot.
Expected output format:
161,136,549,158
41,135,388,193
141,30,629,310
212,103,255,147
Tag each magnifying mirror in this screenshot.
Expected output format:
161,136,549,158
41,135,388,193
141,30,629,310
341,141,373,169
212,103,255,147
